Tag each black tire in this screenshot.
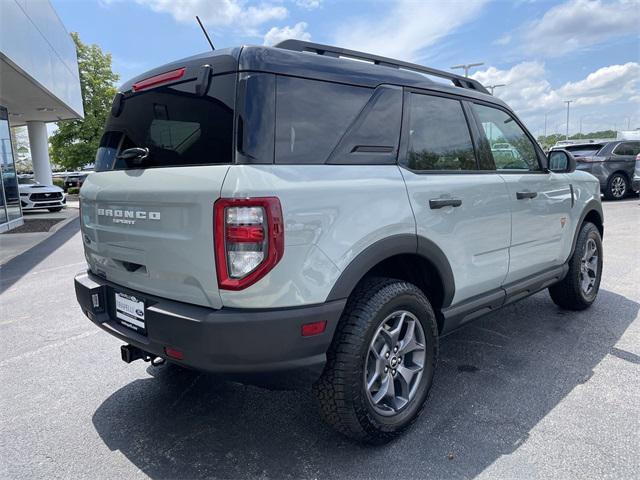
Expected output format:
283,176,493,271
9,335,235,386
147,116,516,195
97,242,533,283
604,173,628,200
549,222,602,310
48,207,63,212
314,277,438,444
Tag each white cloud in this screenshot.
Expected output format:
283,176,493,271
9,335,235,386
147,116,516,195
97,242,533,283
263,22,311,45
471,62,640,134
136,0,288,28
294,0,321,9
493,34,511,46
521,0,640,56
333,0,489,62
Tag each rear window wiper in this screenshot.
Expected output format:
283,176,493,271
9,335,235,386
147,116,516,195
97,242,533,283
117,147,150,167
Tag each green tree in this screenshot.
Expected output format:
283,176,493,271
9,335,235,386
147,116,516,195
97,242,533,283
50,32,118,170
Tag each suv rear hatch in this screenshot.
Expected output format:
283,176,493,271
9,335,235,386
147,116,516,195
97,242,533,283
80,50,239,309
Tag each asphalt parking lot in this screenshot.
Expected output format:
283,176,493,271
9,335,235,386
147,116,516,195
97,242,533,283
1,198,638,479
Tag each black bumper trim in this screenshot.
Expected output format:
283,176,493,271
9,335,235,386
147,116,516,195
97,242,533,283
75,272,345,383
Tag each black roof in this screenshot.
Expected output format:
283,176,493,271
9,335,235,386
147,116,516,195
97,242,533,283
120,40,504,107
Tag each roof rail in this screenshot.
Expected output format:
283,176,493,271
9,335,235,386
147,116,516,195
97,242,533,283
274,40,490,95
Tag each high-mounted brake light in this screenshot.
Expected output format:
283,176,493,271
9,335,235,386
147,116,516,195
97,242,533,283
214,197,284,290
131,67,186,92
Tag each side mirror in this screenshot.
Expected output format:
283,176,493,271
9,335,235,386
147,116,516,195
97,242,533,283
548,149,576,173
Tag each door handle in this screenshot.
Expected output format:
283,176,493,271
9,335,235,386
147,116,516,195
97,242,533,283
429,198,462,209
516,191,537,200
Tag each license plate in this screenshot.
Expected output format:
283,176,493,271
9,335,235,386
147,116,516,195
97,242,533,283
114,291,146,334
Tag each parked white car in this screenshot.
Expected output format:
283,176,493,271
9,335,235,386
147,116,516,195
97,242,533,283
18,177,66,212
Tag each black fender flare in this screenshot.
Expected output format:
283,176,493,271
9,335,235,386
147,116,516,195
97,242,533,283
325,234,456,308
567,199,604,261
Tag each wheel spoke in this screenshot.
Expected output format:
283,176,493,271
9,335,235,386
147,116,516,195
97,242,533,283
372,373,395,406
396,364,420,395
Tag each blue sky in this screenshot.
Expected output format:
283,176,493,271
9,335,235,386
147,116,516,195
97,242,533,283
51,0,640,136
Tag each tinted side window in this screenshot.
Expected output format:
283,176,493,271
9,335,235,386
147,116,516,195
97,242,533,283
472,104,540,171
275,77,371,164
236,72,275,164
327,85,402,165
614,142,640,156
405,94,476,171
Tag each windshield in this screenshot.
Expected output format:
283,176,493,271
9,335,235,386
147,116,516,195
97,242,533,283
18,178,38,185
95,73,235,172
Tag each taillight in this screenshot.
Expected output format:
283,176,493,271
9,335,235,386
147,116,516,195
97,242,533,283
131,67,185,92
214,197,284,290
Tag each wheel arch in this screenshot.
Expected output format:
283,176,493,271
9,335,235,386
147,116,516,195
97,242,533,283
568,200,604,261
326,234,455,331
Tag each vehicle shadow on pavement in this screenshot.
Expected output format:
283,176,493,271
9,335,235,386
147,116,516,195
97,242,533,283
0,217,80,295
92,289,638,479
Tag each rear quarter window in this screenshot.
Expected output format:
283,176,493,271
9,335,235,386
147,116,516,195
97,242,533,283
275,77,371,164
613,142,640,156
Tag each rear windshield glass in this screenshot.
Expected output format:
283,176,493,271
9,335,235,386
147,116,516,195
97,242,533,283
95,73,235,171
564,145,603,157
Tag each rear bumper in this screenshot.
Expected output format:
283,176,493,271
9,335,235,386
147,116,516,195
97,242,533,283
74,272,345,384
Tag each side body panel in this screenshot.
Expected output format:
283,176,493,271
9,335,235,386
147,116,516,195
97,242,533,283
500,172,574,284
219,165,415,308
400,170,511,305
589,142,637,189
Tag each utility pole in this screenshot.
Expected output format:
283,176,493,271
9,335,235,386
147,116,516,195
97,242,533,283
544,113,548,138
486,83,506,95
451,62,484,77
564,100,573,140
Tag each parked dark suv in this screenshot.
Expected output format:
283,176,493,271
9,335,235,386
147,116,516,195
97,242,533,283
553,141,640,200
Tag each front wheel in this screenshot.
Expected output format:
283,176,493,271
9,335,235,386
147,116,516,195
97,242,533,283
549,222,602,310
314,278,438,444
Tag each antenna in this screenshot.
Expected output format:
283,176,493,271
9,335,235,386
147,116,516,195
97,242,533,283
195,16,215,51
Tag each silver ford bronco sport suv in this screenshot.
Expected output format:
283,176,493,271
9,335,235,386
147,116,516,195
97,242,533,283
75,41,604,444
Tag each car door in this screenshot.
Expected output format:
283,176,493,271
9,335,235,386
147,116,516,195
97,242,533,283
608,141,640,188
399,91,512,306
469,102,574,284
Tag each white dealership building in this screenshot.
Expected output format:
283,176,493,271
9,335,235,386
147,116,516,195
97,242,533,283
0,0,83,231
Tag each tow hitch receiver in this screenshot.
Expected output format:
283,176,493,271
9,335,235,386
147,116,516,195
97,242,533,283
121,344,155,364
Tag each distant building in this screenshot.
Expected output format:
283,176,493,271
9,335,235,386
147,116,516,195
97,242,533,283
0,0,83,232
617,130,640,141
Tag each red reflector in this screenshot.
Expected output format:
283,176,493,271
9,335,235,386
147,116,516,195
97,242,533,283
226,225,265,243
301,321,327,337
132,67,185,92
164,346,184,360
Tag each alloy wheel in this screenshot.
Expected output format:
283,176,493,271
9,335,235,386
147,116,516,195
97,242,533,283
364,310,426,416
580,238,598,296
611,176,626,198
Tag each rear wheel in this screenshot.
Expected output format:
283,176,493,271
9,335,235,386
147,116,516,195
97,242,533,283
549,222,602,310
314,278,438,444
604,173,628,200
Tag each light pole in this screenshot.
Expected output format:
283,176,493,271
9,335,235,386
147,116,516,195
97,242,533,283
544,113,548,138
486,83,506,95
564,100,573,140
451,62,484,77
